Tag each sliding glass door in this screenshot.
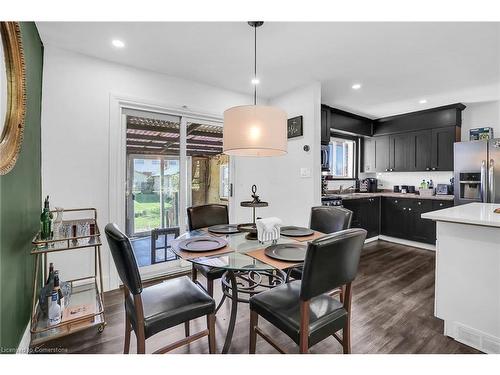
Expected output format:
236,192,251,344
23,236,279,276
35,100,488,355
123,109,230,278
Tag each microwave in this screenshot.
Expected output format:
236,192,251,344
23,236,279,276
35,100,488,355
321,145,331,174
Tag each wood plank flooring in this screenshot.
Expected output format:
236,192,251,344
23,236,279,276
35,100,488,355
37,240,480,354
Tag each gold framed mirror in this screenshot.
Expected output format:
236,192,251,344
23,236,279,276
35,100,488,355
0,22,26,175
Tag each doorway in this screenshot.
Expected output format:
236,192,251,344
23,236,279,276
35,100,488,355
123,108,231,277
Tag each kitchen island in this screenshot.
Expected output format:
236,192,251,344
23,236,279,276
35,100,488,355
422,203,500,354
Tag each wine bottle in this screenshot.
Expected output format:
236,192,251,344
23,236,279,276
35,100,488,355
53,272,65,310
46,262,54,285
40,196,53,240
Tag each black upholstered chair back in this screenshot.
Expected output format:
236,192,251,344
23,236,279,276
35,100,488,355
105,223,143,295
310,206,353,234
187,204,229,231
300,228,367,300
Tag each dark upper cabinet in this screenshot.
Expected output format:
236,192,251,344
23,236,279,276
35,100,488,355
374,136,390,172
321,106,331,145
389,133,409,172
408,130,432,171
431,126,458,171
374,103,465,136
321,105,373,144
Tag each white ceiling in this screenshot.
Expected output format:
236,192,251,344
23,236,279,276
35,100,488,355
37,22,500,118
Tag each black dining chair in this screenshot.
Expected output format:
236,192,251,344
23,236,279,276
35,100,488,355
249,228,367,354
187,204,229,298
105,223,216,354
288,206,353,280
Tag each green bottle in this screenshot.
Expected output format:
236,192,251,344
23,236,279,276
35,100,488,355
40,195,53,240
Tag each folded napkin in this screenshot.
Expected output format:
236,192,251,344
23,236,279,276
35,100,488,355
256,217,282,243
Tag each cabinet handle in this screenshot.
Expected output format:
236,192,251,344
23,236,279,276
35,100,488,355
403,207,407,210
385,168,389,172
395,200,398,203
390,168,394,172
439,203,443,207
426,167,430,171
432,167,436,171
418,202,422,205
408,208,412,211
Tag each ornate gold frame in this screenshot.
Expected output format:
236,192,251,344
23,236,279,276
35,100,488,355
0,22,26,175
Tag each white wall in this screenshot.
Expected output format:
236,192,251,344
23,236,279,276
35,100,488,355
232,82,322,226
461,100,500,140
41,46,252,290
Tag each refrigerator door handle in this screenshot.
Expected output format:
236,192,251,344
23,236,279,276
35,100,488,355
481,160,487,202
489,159,495,203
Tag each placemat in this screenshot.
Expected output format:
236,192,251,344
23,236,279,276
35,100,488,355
288,230,325,242
171,239,234,260
246,248,302,270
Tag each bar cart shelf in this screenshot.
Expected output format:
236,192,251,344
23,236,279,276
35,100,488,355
30,208,106,346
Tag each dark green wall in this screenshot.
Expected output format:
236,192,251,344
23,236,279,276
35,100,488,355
0,22,43,351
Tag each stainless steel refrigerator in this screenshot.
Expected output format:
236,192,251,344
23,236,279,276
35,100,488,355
454,139,500,205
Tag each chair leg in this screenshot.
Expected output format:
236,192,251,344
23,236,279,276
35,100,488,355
191,265,197,281
249,310,258,354
136,335,146,354
299,333,308,354
207,313,216,354
123,313,131,354
184,321,190,337
343,319,351,354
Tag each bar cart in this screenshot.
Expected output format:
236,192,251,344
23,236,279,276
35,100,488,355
30,208,106,346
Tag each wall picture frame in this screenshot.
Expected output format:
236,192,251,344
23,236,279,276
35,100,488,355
287,115,303,139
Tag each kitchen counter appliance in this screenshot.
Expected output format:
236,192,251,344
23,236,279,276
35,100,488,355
454,139,500,205
359,178,378,193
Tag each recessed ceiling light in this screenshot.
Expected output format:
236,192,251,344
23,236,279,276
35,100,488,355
251,78,260,85
351,83,362,90
419,99,428,104
112,39,125,48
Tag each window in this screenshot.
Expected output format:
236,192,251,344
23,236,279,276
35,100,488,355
219,164,229,199
329,137,356,179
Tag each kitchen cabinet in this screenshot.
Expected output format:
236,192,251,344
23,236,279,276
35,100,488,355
381,198,407,238
389,133,409,172
362,137,375,172
342,197,380,238
321,106,331,145
431,126,457,171
363,127,457,173
408,199,435,243
408,130,432,171
374,136,390,172
381,197,453,244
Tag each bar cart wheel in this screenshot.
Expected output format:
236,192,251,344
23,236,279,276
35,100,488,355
98,323,105,334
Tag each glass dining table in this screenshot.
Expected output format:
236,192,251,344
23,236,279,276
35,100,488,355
171,229,306,353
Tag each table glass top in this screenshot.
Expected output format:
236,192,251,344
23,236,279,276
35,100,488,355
175,230,298,271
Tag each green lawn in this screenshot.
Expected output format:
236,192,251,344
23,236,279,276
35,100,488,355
133,193,175,233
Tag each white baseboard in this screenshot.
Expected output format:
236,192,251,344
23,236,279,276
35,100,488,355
16,322,30,354
364,236,379,244
378,235,436,251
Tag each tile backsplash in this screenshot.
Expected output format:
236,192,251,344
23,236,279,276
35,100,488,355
363,171,454,190
325,171,454,192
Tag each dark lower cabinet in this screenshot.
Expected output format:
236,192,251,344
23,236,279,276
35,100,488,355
381,197,453,244
342,197,380,238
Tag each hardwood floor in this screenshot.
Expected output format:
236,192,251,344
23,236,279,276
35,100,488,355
37,240,480,354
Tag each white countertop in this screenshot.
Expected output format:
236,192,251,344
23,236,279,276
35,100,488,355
422,202,500,228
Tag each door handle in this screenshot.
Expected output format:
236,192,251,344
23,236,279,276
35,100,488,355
481,160,487,202
489,159,495,203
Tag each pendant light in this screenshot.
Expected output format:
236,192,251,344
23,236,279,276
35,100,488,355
223,22,287,157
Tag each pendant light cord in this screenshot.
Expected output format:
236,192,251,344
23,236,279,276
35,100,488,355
254,24,257,105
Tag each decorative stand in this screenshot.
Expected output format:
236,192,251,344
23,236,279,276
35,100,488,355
29,208,106,346
237,185,268,240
